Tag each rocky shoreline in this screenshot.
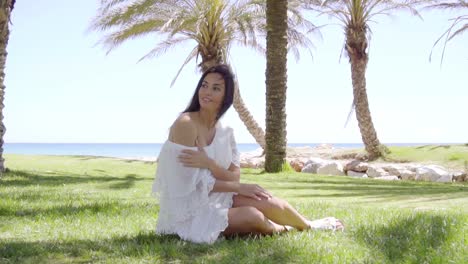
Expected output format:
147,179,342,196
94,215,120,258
239,145,467,183
120,144,467,183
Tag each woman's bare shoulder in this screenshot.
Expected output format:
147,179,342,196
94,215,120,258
169,113,198,147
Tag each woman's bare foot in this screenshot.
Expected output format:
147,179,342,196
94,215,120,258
268,220,293,234
307,217,344,231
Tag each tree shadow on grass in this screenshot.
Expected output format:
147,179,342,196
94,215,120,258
416,145,431,149
1,170,150,188
429,145,451,150
107,174,139,189
67,155,119,161
0,201,127,218
0,232,297,263
265,179,467,208
268,179,467,202
353,212,460,263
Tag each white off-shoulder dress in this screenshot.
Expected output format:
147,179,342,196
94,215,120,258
152,125,240,244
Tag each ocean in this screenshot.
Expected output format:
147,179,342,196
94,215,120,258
2,143,432,159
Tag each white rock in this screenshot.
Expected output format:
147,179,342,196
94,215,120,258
405,164,421,173
302,158,328,173
344,160,368,172
304,157,327,167
415,165,452,182
400,169,416,180
367,166,389,178
301,163,320,173
240,157,264,168
347,171,367,178
317,161,345,176
382,165,402,176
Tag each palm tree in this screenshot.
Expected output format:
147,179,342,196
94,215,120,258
428,0,467,64
0,0,15,176
264,0,288,172
91,0,316,149
306,0,422,160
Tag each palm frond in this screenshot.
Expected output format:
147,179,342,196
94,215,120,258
308,0,426,61
429,0,468,10
427,1,467,64
430,15,468,65
91,0,320,84
170,46,199,87
287,27,316,61
235,38,266,54
242,0,321,60
101,19,166,52
92,0,168,31
162,9,198,37
344,99,355,128
137,36,192,62
448,21,468,40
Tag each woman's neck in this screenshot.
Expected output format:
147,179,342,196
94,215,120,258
197,109,217,129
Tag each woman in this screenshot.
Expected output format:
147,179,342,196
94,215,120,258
152,64,343,244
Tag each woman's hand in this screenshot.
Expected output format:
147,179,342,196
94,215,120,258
238,183,272,200
178,145,212,169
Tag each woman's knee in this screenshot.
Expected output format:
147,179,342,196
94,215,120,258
257,196,288,213
240,206,267,227
270,197,288,210
233,195,288,212
225,207,273,235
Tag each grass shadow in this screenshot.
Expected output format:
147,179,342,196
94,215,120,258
1,170,150,187
107,174,138,189
67,155,118,161
265,177,468,202
415,145,431,149
430,145,451,150
0,231,297,263
0,201,124,218
353,212,458,263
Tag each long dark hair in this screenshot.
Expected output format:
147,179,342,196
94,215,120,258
183,64,235,122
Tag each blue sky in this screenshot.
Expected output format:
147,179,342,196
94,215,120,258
4,0,467,144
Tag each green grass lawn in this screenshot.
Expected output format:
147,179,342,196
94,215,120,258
335,144,468,171
385,144,468,170
1,154,467,263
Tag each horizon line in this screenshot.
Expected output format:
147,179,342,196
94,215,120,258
4,142,466,145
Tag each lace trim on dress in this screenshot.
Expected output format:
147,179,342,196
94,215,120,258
156,191,234,244
229,128,240,167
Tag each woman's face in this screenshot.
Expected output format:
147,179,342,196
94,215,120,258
198,72,226,113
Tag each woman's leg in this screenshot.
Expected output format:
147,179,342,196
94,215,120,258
232,195,311,230
222,206,286,236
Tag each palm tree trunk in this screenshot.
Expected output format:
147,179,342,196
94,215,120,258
349,54,382,160
0,0,13,176
265,0,288,172
233,80,265,148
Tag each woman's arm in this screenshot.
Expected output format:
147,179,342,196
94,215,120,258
178,150,240,181
178,142,240,182
212,180,271,200
212,180,240,193
208,162,240,182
